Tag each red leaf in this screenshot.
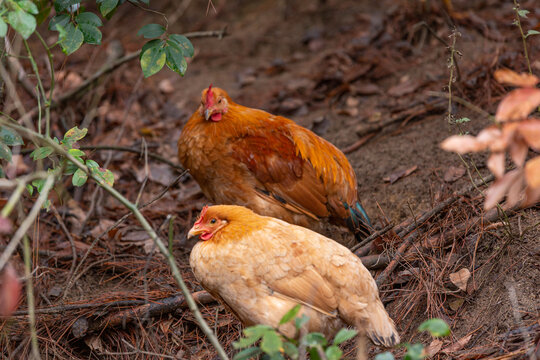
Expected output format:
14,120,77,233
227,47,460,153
487,152,505,178
518,118,540,151
0,264,21,316
484,170,522,209
494,68,539,87
495,88,540,122
509,138,528,167
440,135,486,154
525,156,540,188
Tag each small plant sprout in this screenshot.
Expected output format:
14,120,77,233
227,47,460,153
233,304,358,360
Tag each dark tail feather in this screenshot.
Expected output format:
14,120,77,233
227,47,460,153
344,202,372,241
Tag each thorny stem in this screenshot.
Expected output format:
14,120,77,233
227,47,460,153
513,0,533,75
0,119,229,360
23,235,41,360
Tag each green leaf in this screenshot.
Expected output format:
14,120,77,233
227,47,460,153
280,305,301,325
64,126,88,142
165,41,187,75
418,318,450,337
0,142,12,162
140,39,162,59
54,0,80,12
325,345,343,360
91,167,114,186
99,0,118,17
58,23,84,55
30,146,53,160
233,335,261,349
79,23,101,44
169,34,194,57
32,179,45,193
0,18,7,37
260,330,282,355
333,328,357,345
35,0,51,25
526,29,540,38
375,352,395,360
49,14,70,31
64,160,79,175
76,12,102,26
282,342,298,359
137,23,165,38
140,44,166,77
7,10,36,39
295,314,309,330
26,184,34,195
302,333,327,347
404,343,424,360
18,1,39,15
233,347,262,360
72,168,88,186
243,324,273,339
517,9,529,18
85,159,99,169
68,149,85,157
0,127,24,146
308,347,322,360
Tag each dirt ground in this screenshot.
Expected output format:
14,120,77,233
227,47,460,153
1,0,539,359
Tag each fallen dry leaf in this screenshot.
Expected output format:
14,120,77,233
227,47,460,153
449,268,471,291
158,79,175,93
424,339,443,357
442,334,472,353
523,184,540,207
449,298,465,311
495,88,540,122
525,156,540,188
0,264,21,316
509,137,528,167
388,79,421,97
443,166,466,183
84,335,103,352
90,219,116,239
383,165,418,184
0,216,12,234
494,68,539,87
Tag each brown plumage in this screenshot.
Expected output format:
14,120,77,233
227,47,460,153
178,86,372,242
188,205,399,359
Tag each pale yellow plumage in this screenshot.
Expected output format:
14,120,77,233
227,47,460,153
188,205,399,358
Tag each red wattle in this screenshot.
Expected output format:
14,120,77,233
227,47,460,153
200,232,213,241
211,113,222,122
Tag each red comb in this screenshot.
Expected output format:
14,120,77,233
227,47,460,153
194,205,209,226
205,84,215,107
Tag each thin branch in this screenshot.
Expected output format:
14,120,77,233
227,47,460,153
22,235,41,360
0,175,54,272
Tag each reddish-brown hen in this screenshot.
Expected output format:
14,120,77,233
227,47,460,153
178,85,371,241
188,205,399,359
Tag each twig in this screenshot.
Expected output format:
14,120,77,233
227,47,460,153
22,235,41,360
446,28,460,124
425,91,493,120
342,133,376,154
513,0,533,75
350,223,394,253
79,145,184,171
0,121,229,360
0,175,54,272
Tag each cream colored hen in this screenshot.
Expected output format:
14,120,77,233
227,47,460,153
188,205,399,359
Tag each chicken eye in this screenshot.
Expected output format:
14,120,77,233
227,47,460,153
218,98,222,104
210,218,217,224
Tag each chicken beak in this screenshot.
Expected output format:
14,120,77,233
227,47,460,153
204,108,212,121
188,225,204,240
